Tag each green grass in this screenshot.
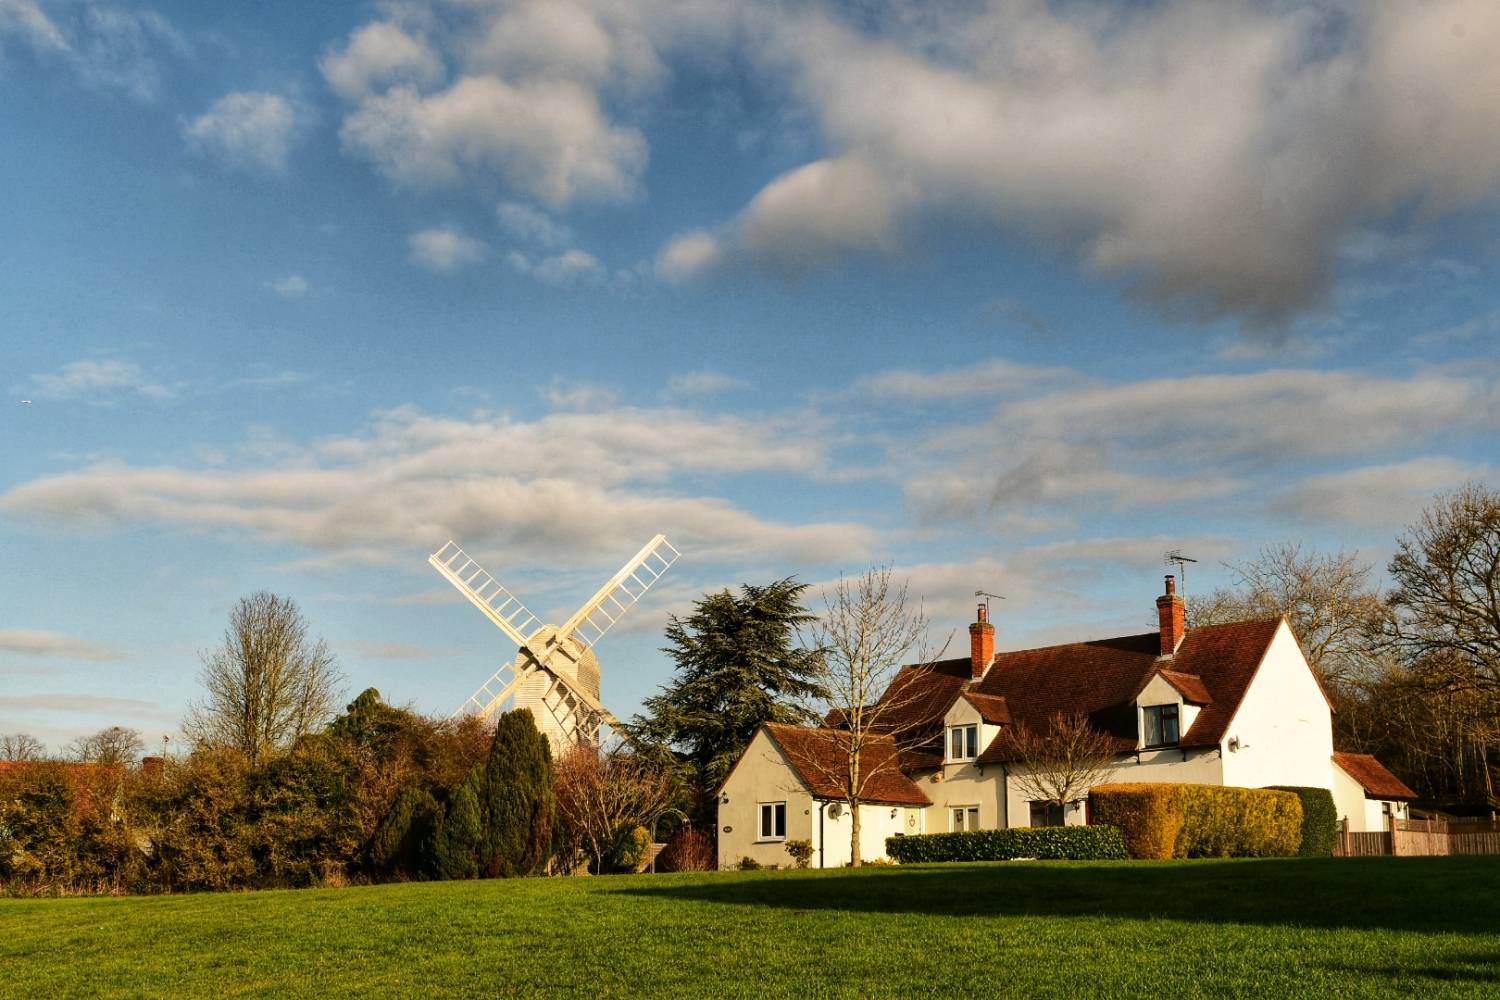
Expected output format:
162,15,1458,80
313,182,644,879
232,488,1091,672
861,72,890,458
3,858,1498,998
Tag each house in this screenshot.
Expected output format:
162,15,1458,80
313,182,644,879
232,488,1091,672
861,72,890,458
717,575,1408,866
1332,751,1417,831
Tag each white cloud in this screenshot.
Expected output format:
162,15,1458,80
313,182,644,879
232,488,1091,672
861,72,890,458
408,227,489,272
1274,457,1497,529
656,0,1500,323
0,693,171,719
507,247,603,284
0,0,67,54
0,628,118,661
0,2,188,101
320,20,443,101
854,359,1076,402
182,91,308,176
655,229,722,283
264,274,309,298
336,641,437,660
539,378,617,412
665,372,749,398
27,359,172,403
496,201,572,248
339,76,646,206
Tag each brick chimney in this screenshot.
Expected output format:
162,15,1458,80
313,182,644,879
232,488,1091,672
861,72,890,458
969,603,995,679
1157,574,1185,656
141,756,164,778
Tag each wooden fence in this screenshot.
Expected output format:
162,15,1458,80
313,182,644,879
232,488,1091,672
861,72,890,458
1335,817,1500,857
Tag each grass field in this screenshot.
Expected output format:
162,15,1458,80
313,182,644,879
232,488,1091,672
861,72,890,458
3,857,1498,998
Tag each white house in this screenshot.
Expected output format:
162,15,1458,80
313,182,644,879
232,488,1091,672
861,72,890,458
717,575,1411,866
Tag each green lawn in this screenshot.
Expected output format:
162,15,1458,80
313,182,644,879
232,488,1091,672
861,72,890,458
3,858,1498,998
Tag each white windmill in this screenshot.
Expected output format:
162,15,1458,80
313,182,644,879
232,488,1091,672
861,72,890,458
428,534,681,751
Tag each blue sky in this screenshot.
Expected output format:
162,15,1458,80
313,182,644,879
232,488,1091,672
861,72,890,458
2,0,1498,753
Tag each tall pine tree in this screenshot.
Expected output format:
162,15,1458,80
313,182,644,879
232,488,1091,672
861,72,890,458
628,578,826,818
479,708,555,877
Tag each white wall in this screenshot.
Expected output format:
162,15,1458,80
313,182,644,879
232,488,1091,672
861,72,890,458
1003,748,1225,826
1218,621,1336,791
716,730,817,870
1332,764,1408,832
816,801,909,867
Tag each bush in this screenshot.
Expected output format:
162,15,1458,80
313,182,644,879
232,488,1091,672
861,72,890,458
1266,785,1338,857
1089,783,1302,859
613,826,653,873
883,826,1128,864
480,708,554,878
785,839,814,869
657,828,714,873
737,856,762,870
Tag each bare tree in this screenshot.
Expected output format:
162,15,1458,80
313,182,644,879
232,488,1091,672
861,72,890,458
184,592,343,765
66,726,144,765
1187,543,1387,690
1002,713,1119,821
0,732,47,761
801,565,943,866
553,742,675,874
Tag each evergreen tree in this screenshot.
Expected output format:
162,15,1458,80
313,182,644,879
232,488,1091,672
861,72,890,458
367,784,436,880
479,708,555,877
426,771,483,880
627,578,827,816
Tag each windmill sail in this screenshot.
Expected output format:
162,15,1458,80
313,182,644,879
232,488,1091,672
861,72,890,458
429,541,542,649
554,534,681,655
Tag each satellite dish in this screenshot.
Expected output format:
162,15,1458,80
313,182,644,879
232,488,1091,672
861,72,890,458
827,802,844,819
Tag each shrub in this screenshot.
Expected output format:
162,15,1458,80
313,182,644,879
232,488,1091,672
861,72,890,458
367,784,437,879
1089,783,1302,859
883,826,1128,863
613,826,653,873
1266,785,1339,857
785,839,814,869
426,771,483,880
737,856,762,870
657,827,714,872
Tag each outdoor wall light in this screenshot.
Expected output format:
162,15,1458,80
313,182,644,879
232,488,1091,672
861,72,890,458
890,808,898,819
721,793,729,803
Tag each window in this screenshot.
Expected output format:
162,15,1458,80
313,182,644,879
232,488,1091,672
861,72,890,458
951,806,980,831
948,724,979,761
1142,704,1180,747
1029,801,1064,827
757,802,786,840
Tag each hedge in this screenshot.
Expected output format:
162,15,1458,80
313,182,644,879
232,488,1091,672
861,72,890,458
884,826,1128,863
1266,785,1338,857
1089,783,1301,859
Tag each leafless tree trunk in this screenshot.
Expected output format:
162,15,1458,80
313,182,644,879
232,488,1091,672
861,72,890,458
183,591,343,765
66,726,144,766
800,566,943,865
1002,713,1118,818
0,733,47,761
553,742,674,874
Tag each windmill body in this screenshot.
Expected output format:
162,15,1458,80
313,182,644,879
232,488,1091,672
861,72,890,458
429,534,679,753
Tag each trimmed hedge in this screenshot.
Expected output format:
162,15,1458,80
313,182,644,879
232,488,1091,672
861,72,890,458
884,826,1128,863
1089,783,1302,859
1266,785,1338,857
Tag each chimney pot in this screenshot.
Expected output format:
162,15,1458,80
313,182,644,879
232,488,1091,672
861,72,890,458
969,609,995,679
1156,575,1185,656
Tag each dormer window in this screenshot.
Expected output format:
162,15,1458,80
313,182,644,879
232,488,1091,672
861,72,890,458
1143,704,1180,748
948,724,979,762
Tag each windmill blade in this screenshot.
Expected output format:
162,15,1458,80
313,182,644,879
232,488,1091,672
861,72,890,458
429,541,542,649
551,534,680,657
452,660,537,721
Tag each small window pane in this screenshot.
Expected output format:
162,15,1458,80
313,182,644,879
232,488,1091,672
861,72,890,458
775,803,786,838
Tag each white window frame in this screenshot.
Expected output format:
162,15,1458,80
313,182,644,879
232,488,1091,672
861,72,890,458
950,805,980,831
948,723,979,762
757,801,787,841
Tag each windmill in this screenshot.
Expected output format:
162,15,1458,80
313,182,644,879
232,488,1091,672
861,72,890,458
428,534,680,751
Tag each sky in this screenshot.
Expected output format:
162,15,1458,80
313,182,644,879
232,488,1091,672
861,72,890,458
2,0,1498,754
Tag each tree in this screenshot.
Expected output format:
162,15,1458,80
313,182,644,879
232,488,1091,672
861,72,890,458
427,773,483,880
0,733,47,761
479,708,554,877
553,743,674,874
1002,713,1120,820
628,578,827,816
184,592,344,765
802,565,942,866
1187,543,1386,691
66,726,144,765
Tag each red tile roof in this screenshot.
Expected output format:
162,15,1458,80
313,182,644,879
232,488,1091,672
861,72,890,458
866,657,973,753
762,723,931,806
1334,752,1418,801
962,619,1282,764
1157,669,1212,705
962,692,1012,725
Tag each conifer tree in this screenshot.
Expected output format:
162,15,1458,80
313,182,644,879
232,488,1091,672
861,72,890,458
479,708,555,877
427,771,483,880
628,579,827,816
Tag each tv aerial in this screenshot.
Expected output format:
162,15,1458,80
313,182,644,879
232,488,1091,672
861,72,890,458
1164,550,1198,595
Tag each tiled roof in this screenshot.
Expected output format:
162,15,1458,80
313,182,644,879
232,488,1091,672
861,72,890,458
1334,752,1418,801
956,619,1282,764
762,723,932,806
961,691,1012,724
866,657,973,753
1157,669,1212,705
